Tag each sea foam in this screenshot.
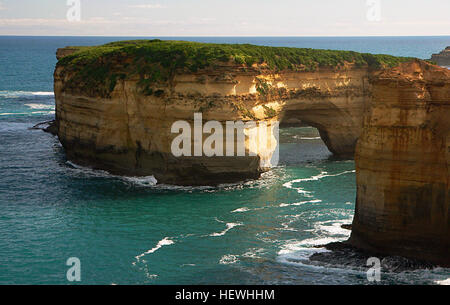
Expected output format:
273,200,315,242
135,237,175,261
209,219,243,237
0,91,54,98
65,161,158,186
25,103,55,110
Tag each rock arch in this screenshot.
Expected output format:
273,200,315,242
55,59,373,185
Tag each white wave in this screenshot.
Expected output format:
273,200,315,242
0,110,55,116
277,214,354,269
209,222,242,237
300,137,321,140
435,278,450,285
276,236,363,275
283,170,355,196
276,246,365,276
66,161,110,176
215,169,285,192
0,91,54,98
231,207,250,213
66,160,272,191
284,170,355,186
219,254,238,265
135,237,174,261
31,92,54,96
65,161,158,186
0,112,28,116
32,110,55,115
278,240,330,258
277,238,337,270
230,198,322,214
25,103,55,110
316,220,353,237
123,176,158,187
286,236,344,252
279,199,322,207
153,184,214,191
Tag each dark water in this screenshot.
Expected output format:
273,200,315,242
0,36,449,285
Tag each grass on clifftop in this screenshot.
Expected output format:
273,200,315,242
57,39,414,98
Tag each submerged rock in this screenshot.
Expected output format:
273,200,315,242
30,120,57,135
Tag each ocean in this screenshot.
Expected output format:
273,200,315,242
0,36,449,285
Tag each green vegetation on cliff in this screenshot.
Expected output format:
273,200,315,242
57,39,413,98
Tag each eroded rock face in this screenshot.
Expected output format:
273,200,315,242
350,60,450,266
54,49,372,184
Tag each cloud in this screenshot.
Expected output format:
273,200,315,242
128,4,165,9
0,2,5,10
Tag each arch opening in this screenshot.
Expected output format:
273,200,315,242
278,107,360,160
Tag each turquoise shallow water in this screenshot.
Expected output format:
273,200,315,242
0,36,449,285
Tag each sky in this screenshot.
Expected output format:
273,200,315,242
0,0,449,36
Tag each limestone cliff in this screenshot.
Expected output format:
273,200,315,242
55,40,403,185
349,60,450,266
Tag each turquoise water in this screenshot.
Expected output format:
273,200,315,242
0,36,449,285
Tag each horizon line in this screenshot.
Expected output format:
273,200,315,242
0,34,450,38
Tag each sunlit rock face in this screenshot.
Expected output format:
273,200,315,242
54,47,372,185
350,60,450,266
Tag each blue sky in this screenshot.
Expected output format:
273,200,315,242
0,0,449,36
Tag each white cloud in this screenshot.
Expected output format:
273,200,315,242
128,4,165,9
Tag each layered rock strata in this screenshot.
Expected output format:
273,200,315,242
349,60,450,266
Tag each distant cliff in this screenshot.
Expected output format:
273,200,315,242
431,46,450,66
